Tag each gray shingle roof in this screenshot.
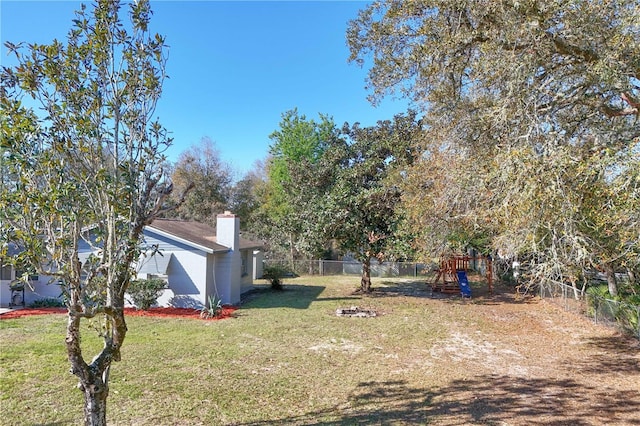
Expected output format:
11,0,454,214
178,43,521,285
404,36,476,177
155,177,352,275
148,219,262,252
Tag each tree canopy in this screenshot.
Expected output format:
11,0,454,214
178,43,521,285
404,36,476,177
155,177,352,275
165,138,233,225
257,109,339,263
327,112,423,291
348,0,640,295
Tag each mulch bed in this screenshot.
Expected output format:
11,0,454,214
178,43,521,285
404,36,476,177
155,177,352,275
0,306,238,320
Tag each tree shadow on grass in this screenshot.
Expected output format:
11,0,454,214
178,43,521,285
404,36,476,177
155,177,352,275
237,374,640,425
34,423,70,426
365,279,532,307
367,279,433,299
241,284,326,309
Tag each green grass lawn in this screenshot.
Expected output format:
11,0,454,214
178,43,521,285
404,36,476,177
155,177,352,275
1,275,638,425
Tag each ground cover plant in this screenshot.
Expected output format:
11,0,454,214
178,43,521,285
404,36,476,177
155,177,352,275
1,275,639,425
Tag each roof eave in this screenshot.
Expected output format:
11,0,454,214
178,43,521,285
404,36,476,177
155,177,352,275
145,226,228,254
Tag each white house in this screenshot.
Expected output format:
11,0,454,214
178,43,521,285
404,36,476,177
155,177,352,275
138,212,263,307
0,212,263,308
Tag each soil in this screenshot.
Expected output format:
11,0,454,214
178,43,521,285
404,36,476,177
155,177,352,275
0,306,237,320
368,278,640,426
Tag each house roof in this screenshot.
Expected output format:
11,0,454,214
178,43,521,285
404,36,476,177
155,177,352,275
147,219,263,253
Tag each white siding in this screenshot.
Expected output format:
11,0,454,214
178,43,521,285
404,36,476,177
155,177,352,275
1,271,61,308
143,229,209,308
241,249,255,294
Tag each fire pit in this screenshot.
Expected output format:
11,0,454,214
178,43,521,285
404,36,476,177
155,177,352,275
335,306,378,318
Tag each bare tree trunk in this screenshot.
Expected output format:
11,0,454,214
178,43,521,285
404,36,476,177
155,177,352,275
67,302,128,425
604,263,618,297
81,376,109,426
360,258,372,293
289,232,295,272
570,277,580,300
627,268,636,287
66,314,109,426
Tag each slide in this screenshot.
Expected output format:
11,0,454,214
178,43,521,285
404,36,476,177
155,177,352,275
457,270,472,298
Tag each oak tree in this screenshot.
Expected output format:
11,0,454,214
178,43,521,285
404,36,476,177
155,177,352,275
348,0,640,295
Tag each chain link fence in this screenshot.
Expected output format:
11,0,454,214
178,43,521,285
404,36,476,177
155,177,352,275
540,281,640,339
264,259,434,278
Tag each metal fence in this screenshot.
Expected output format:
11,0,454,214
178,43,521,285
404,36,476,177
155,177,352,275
540,281,640,339
264,259,434,278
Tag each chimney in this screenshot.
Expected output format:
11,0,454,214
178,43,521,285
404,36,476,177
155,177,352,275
216,211,239,251
215,211,241,304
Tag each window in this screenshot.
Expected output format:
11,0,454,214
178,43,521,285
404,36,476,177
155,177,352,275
241,251,248,277
0,261,12,280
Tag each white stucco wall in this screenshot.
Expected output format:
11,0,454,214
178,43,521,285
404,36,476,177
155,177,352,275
1,274,61,308
215,213,242,305
163,248,208,308
253,250,264,280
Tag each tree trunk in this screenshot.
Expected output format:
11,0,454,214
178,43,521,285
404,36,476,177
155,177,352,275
604,263,618,297
360,258,372,292
67,314,114,426
81,376,109,426
569,277,580,300
66,304,127,426
287,233,292,270
627,268,636,287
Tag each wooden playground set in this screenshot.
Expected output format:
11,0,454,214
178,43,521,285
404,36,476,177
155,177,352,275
431,254,493,297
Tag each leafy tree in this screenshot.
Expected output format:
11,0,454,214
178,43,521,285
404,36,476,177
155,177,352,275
260,109,338,264
348,0,640,296
0,1,183,424
229,160,267,232
327,112,422,292
166,137,233,226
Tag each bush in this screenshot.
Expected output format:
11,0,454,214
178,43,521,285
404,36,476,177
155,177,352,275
29,298,65,308
586,285,640,334
127,278,166,310
262,265,287,290
586,285,614,318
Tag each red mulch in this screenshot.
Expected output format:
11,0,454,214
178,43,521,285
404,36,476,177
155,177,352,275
0,306,237,320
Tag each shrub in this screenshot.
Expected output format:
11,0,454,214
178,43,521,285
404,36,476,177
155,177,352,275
262,265,287,290
586,285,614,318
29,298,65,308
127,278,166,310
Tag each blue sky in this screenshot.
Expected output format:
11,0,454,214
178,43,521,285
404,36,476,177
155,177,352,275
1,1,409,176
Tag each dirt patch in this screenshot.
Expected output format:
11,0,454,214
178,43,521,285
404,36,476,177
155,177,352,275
0,306,237,320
